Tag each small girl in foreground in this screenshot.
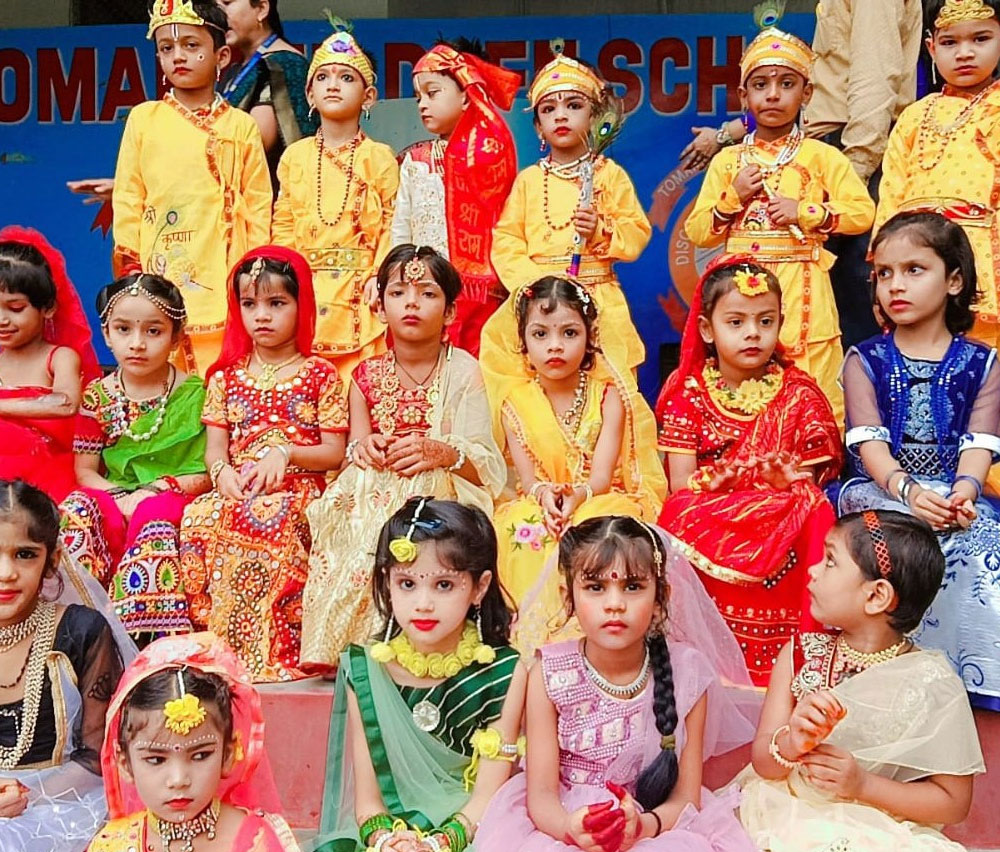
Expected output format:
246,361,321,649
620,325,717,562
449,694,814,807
313,498,527,852
60,274,208,637
739,510,984,851
656,256,842,685
179,246,347,682
300,245,505,670
839,212,1000,709
476,516,758,852
0,227,101,502
87,632,298,852
0,479,130,852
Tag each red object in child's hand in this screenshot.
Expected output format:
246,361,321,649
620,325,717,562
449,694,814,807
605,782,628,801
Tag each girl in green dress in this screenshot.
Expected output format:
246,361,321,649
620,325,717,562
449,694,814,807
314,497,527,852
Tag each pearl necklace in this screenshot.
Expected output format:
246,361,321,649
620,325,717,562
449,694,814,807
315,130,359,228
740,126,804,178
0,601,57,770
113,367,174,443
582,641,650,698
0,603,42,652
833,634,909,676
153,799,220,852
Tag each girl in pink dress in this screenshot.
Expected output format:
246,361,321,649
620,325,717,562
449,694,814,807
476,517,759,852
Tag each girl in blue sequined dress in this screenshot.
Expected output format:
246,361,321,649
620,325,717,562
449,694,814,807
839,211,1000,710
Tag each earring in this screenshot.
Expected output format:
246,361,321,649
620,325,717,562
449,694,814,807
215,67,221,83
162,73,167,87
475,606,484,643
309,105,316,119
741,110,749,131
538,135,548,153
363,106,371,122
370,617,396,662
932,63,938,86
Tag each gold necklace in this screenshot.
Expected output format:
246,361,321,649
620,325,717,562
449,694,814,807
251,351,302,392
834,634,909,675
0,601,57,770
917,79,1000,171
702,359,783,417
153,799,220,852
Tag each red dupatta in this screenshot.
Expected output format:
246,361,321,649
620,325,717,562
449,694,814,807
0,226,101,384
413,46,520,301
206,245,316,379
100,632,282,819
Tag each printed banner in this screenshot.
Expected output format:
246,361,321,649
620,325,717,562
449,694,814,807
0,13,814,397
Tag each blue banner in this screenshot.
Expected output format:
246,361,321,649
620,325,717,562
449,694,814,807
0,13,814,396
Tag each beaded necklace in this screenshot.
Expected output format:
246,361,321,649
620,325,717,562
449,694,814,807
536,370,588,434
540,153,592,240
0,601,57,770
581,640,650,699
832,635,909,679
739,126,804,184
916,79,1000,172
315,129,360,228
112,366,175,443
884,334,964,474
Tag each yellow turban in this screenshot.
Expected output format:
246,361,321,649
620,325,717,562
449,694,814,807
307,30,376,88
739,27,815,85
527,55,604,108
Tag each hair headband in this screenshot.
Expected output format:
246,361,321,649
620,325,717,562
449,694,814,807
100,275,188,326
861,511,893,579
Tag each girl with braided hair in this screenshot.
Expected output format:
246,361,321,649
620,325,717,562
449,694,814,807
476,516,759,852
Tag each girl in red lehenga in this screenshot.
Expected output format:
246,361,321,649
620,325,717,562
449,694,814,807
0,227,101,502
656,255,842,685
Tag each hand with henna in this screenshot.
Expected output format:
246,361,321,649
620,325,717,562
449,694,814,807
757,451,811,491
701,457,744,493
563,799,626,852
605,783,643,851
384,434,458,477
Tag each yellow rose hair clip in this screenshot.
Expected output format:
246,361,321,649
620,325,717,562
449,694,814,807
163,669,206,736
732,267,770,298
388,497,431,563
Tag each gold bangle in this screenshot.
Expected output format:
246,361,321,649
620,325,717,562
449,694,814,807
209,459,227,488
578,482,594,501
768,724,800,770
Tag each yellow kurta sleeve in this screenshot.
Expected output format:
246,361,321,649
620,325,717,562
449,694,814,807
271,150,295,247
240,122,273,250
591,160,652,261
873,103,919,234
796,145,875,235
491,169,548,292
684,149,742,249
111,104,148,275
370,146,400,269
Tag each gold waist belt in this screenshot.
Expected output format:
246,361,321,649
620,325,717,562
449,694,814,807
536,255,614,284
897,198,994,228
727,231,822,262
306,246,376,270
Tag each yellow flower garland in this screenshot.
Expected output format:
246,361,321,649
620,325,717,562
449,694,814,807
371,621,496,676
702,359,783,417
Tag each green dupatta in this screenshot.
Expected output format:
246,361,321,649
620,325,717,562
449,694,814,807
103,375,207,490
313,645,518,852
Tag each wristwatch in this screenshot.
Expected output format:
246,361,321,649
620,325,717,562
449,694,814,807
715,122,735,147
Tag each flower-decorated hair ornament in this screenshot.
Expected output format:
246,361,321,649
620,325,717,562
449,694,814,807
163,668,207,736
516,278,592,310
99,275,188,326
935,0,996,30
732,267,770,298
248,257,266,286
387,497,443,563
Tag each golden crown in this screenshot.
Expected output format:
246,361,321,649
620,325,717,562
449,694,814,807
146,0,210,40
934,0,996,30
740,27,815,84
528,55,604,108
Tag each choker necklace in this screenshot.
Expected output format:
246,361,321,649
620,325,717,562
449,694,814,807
154,799,220,852
251,351,302,392
0,603,41,652
371,622,496,732
582,640,650,698
834,634,909,675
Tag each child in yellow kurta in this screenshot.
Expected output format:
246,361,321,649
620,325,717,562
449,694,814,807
112,0,272,375
272,27,398,387
877,0,1000,350
686,29,875,422
485,56,651,376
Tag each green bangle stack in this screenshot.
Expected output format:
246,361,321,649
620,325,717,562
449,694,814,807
359,813,393,846
439,815,469,852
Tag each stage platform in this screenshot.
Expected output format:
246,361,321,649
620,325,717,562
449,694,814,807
260,678,1000,849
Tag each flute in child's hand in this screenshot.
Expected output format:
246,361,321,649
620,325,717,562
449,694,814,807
760,180,806,243
568,158,595,278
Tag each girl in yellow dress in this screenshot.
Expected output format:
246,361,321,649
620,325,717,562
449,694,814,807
272,24,399,388
300,245,506,671
479,276,666,650
483,55,651,376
